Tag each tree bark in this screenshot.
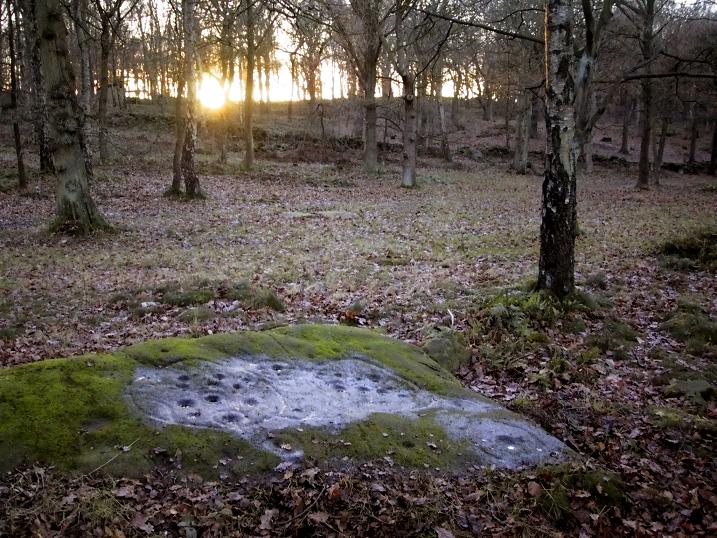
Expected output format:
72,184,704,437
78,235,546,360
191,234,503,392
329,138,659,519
27,22,53,173
619,96,634,155
636,0,655,190
396,7,416,187
513,91,531,174
709,120,717,176
687,103,699,165
97,19,111,162
27,0,108,233
180,0,201,197
242,0,255,171
8,0,27,189
171,76,185,194
438,97,451,162
538,0,577,297
654,115,668,177
363,66,378,173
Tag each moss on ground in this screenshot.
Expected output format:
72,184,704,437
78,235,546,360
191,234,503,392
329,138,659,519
0,325,478,477
661,301,717,356
422,329,471,372
586,319,639,360
659,227,717,271
536,463,626,523
111,279,285,314
178,306,216,323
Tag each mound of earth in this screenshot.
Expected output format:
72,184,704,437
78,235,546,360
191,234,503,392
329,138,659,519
0,325,568,478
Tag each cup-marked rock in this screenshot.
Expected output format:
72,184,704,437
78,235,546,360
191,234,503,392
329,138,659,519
0,325,569,477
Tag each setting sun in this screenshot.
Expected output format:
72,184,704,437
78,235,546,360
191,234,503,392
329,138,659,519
198,73,226,109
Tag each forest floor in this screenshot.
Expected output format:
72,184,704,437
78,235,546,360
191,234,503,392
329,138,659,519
0,103,716,536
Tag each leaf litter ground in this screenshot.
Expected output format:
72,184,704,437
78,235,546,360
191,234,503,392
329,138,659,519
0,123,716,536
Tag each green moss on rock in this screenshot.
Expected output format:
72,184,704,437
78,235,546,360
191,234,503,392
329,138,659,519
0,325,477,476
273,412,470,469
0,353,274,477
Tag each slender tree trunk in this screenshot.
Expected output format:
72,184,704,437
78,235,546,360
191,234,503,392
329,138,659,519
171,76,185,194
242,1,255,171
97,21,112,162
513,91,531,174
530,95,540,138
619,97,633,155
451,70,462,127
582,91,596,173
8,0,27,188
709,120,717,176
28,0,108,232
636,0,654,190
688,111,699,165
363,67,378,173
288,53,296,119
484,81,494,121
264,57,271,109
181,0,201,197
538,0,577,297
438,97,451,162
654,116,670,170
504,95,512,150
401,75,417,187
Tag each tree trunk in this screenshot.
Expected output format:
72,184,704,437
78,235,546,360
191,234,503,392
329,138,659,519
72,0,91,116
688,106,698,165
263,56,271,112
401,76,417,187
538,0,577,297
181,0,201,197
513,91,531,174
582,91,596,173
27,24,53,173
709,120,717,176
619,97,633,155
484,81,493,121
636,0,654,190
28,0,108,233
363,67,378,173
530,95,540,138
438,97,451,162
98,20,111,163
171,76,185,195
654,115,668,177
451,70,462,127
242,1,255,171
288,53,296,119
8,0,27,189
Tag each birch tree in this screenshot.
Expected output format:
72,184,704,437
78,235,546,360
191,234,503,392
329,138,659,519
538,0,577,296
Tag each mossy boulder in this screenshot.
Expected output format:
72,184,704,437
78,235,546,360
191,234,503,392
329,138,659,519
0,325,568,478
